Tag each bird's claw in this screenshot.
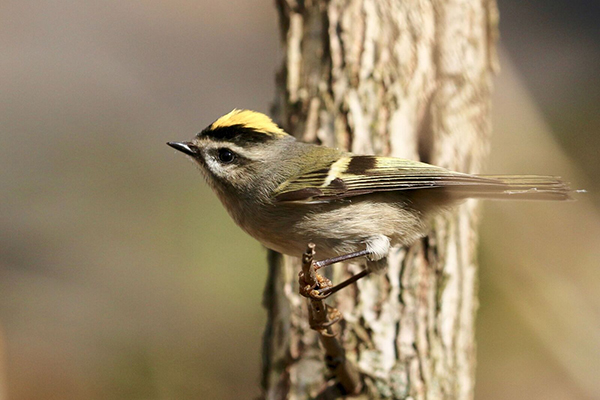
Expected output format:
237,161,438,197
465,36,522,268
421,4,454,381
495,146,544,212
310,304,342,334
299,270,333,300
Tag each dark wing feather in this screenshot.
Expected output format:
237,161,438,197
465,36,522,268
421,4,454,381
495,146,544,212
273,156,495,203
272,156,572,203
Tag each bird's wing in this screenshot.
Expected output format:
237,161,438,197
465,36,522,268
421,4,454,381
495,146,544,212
272,155,502,204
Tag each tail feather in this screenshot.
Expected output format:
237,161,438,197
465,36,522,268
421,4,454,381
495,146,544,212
450,175,573,201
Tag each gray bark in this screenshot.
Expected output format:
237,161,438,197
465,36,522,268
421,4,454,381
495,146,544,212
262,1,499,398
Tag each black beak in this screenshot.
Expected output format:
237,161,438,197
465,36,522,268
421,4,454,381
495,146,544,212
167,141,198,157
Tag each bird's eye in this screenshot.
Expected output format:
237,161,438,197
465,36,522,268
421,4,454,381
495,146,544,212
217,148,236,164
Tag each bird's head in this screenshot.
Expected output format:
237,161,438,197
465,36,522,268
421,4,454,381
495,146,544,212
168,109,296,198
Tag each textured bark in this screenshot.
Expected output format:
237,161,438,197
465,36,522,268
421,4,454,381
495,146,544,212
262,1,498,398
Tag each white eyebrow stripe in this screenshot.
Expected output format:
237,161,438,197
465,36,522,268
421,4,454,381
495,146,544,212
202,142,246,154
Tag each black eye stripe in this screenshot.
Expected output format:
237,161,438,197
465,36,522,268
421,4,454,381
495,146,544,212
199,125,275,145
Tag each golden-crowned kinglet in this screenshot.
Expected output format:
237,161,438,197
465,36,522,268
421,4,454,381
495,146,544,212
168,109,571,276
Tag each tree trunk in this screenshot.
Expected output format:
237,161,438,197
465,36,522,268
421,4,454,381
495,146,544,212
262,1,499,399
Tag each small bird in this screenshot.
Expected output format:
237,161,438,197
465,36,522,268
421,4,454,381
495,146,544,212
168,110,572,295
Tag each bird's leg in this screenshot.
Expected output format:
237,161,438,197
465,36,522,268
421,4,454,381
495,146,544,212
299,248,373,300
314,249,371,270
313,269,371,299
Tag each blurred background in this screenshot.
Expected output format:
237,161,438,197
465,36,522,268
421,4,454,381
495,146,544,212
0,1,598,399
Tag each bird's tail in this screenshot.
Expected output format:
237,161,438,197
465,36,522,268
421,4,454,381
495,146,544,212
453,175,574,201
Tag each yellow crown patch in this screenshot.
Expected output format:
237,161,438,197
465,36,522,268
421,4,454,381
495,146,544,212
210,109,287,137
